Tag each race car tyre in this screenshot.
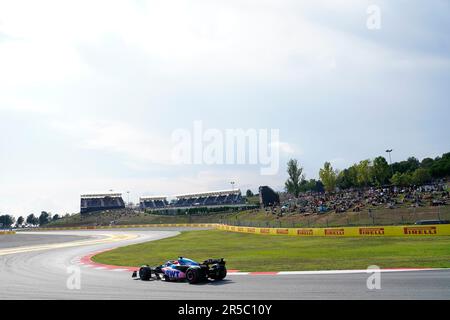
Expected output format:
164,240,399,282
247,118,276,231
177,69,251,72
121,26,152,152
217,267,227,281
186,268,201,284
210,266,227,281
139,266,152,281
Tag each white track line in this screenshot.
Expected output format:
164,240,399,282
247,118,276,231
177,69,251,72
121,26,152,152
224,269,447,276
275,268,443,275
80,267,448,275
0,234,138,256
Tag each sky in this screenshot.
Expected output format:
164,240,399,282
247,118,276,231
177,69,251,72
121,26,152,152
1,0,449,217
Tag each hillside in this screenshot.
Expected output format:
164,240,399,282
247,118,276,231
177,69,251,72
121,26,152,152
43,203,450,229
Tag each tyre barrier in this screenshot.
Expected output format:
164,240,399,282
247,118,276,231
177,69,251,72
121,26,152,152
217,224,450,237
0,231,16,235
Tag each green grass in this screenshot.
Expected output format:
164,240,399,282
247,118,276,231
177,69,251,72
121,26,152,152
92,230,450,271
46,204,450,229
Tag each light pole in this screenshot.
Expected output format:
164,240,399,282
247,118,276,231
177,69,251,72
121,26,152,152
127,191,130,208
386,149,394,176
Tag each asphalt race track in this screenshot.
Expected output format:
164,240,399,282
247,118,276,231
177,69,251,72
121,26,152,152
0,233,90,249
1,228,449,300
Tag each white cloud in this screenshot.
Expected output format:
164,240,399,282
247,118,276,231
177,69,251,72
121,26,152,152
0,97,55,114
270,141,298,155
0,0,388,88
52,120,173,165
0,168,283,217
0,38,88,88
0,0,448,217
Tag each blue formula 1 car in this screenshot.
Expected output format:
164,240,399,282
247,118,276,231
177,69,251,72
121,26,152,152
132,257,227,284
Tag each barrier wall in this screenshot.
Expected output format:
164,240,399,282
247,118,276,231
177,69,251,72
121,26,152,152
0,231,16,235
25,223,450,237
217,224,450,237
31,223,219,231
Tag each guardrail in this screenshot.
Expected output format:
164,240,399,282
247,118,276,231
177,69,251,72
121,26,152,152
217,224,450,237
27,223,219,231
23,223,450,237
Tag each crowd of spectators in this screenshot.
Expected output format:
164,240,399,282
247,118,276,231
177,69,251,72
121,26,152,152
273,183,449,216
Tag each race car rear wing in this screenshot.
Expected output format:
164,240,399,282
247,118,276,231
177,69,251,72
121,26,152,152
202,258,225,265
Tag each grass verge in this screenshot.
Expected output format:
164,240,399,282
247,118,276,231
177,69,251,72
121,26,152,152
92,230,450,271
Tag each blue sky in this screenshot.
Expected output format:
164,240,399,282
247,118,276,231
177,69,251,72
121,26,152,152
1,0,449,217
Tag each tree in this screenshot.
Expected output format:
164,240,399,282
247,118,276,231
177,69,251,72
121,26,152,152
312,180,325,193
319,162,338,192
372,156,391,186
390,172,413,187
406,157,420,172
356,159,372,187
26,214,39,226
285,159,305,197
337,166,359,189
420,157,434,169
26,214,33,226
392,156,420,174
26,214,38,226
52,214,60,221
430,153,450,178
16,216,24,227
0,215,15,228
390,173,402,186
412,168,432,185
246,189,254,197
38,211,51,226
299,179,324,193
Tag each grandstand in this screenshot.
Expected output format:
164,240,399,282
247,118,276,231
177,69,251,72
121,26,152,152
80,193,125,214
173,189,244,208
138,189,245,212
139,196,169,210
